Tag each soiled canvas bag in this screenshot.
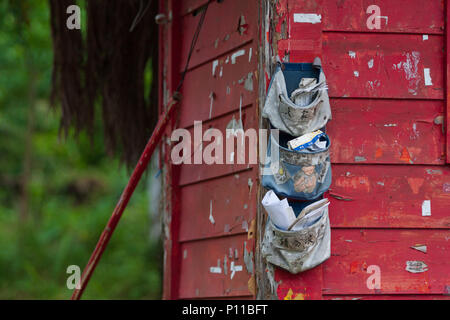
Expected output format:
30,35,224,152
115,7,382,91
262,58,331,136
261,200,331,274
262,128,331,200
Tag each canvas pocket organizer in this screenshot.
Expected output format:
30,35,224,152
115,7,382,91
261,199,331,274
262,58,331,137
261,128,331,200
261,57,333,275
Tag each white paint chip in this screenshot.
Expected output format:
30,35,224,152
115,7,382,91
248,47,252,62
242,220,248,231
406,261,428,273
423,35,429,41
424,68,433,86
248,178,253,193
212,60,219,76
348,51,356,59
293,13,322,24
421,200,431,216
411,244,427,254
209,92,214,119
379,16,388,25
231,49,245,64
368,59,374,69
209,200,216,224
210,259,222,274
403,51,420,80
210,267,221,273
353,71,359,77
230,261,243,279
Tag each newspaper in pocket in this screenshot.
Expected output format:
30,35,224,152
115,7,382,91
289,198,330,231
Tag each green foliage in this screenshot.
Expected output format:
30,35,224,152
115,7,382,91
0,1,161,299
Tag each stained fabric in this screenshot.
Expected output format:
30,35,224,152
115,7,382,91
261,200,331,274
262,58,331,136
262,128,331,201
261,58,333,276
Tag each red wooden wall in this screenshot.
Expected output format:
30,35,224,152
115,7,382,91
160,0,259,299
160,0,450,300
272,0,450,300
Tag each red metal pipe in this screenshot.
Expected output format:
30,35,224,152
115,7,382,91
71,94,181,300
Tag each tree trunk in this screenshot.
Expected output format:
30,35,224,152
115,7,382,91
19,72,36,222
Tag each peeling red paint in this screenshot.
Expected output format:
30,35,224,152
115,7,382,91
162,0,259,300
163,0,449,301
375,148,383,159
269,0,448,300
407,177,425,195
400,147,412,163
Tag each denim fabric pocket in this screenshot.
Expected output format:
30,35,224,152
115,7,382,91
262,129,331,200
261,199,331,274
262,58,331,136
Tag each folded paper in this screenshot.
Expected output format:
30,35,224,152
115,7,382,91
262,190,296,230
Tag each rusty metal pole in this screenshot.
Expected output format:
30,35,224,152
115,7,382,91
71,94,181,300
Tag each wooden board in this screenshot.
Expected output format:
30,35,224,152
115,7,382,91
177,105,258,186
446,0,450,163
328,99,445,165
275,0,444,61
179,0,258,70
322,229,450,295
179,41,258,129
270,0,448,301
162,0,259,300
275,229,450,299
275,0,444,34
323,33,444,99
322,0,444,34
179,169,257,242
180,0,209,16
164,0,450,301
178,234,254,299
328,165,450,228
274,266,324,300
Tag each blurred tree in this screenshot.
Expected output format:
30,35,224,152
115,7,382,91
0,1,161,299
6,1,38,221
49,0,159,166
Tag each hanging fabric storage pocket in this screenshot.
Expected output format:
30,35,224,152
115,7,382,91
262,128,331,200
261,199,331,274
262,57,331,136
